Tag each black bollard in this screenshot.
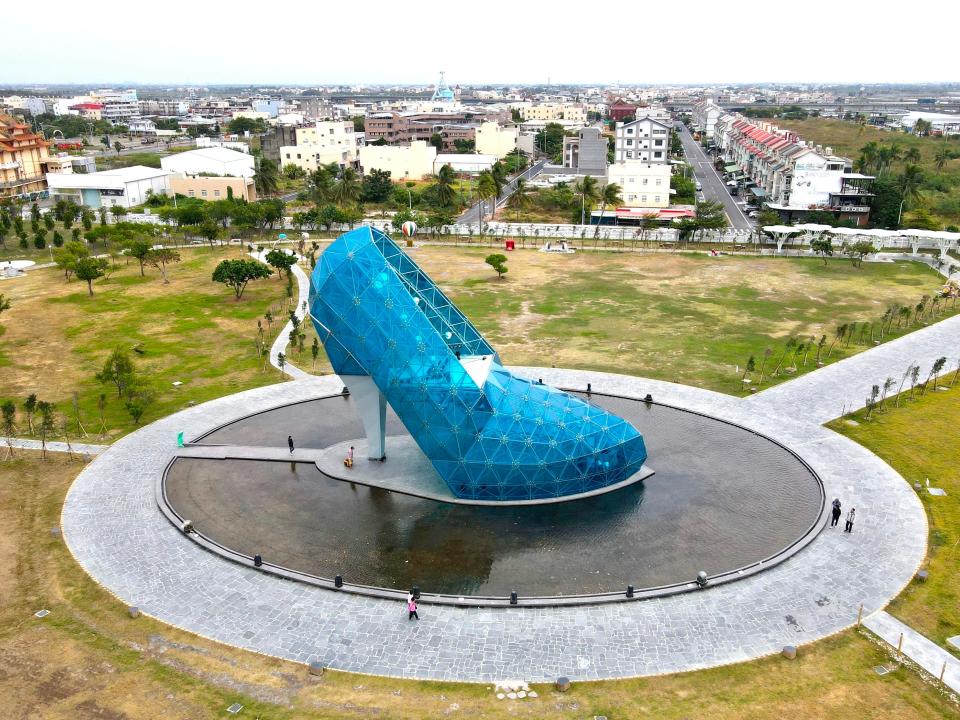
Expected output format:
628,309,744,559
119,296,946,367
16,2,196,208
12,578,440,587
626,584,634,598
254,554,262,567
644,393,653,404
509,591,518,605
334,575,343,588
587,383,592,394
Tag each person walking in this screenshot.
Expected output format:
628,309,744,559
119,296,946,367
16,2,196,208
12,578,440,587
287,435,295,454
831,499,842,528
844,507,856,533
343,445,354,468
407,596,419,621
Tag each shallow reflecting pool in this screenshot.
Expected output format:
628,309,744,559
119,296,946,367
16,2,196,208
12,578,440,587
166,394,823,596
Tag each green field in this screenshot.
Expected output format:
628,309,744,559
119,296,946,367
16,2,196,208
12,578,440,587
830,381,960,649
0,246,292,439
413,247,956,393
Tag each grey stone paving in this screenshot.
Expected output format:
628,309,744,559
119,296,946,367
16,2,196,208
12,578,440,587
745,313,960,424
864,611,960,692
61,366,927,682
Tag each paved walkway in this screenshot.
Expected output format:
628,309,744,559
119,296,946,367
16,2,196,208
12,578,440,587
745,313,960,424
61,368,927,681
249,250,311,380
2,437,107,455
864,611,960,692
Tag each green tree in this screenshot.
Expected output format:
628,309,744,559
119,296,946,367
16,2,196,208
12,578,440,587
126,238,153,276
113,140,123,155
110,205,128,221
52,240,90,281
1,400,15,457
507,178,532,221
212,258,272,299
429,132,444,152
811,237,834,264
37,400,56,458
74,256,109,296
265,248,298,279
144,247,181,283
0,292,9,317
535,122,565,160
96,348,137,399
433,164,457,208
255,158,279,196
574,175,600,225
670,174,696,204
485,253,508,279
227,117,269,134
333,167,363,207
476,170,499,232
933,145,956,171
896,164,924,209
593,183,622,237
845,239,876,267
360,169,393,203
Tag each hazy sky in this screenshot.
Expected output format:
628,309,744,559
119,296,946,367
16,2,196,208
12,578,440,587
4,0,957,86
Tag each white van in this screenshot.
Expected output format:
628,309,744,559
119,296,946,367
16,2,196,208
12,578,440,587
695,180,703,191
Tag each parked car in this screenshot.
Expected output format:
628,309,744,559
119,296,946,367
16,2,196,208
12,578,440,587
695,181,702,191
748,210,759,218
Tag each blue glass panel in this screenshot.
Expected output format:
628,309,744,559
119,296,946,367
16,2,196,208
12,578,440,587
309,227,648,501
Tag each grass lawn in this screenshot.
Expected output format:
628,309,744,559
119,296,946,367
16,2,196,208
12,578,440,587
0,246,292,439
829,381,960,649
410,247,956,394
0,453,955,719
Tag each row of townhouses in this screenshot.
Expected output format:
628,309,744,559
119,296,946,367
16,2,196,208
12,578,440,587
713,113,874,225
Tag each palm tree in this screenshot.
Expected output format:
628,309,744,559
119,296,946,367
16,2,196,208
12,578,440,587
308,166,336,204
333,167,362,207
877,143,902,175
934,145,955,171
903,147,921,164
507,178,531,221
897,164,924,208
593,183,622,238
434,164,456,208
255,158,279,196
913,118,933,137
0,293,10,316
476,170,498,234
574,175,600,226
857,141,880,174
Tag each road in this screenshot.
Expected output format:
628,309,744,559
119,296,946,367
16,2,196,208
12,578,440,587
457,157,549,224
677,124,752,230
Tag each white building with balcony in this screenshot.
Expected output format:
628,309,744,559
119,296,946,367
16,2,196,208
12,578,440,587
613,117,671,163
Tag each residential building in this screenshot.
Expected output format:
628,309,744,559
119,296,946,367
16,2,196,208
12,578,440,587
613,116,671,163
69,102,104,120
46,165,173,208
0,114,50,200
520,104,587,123
2,96,47,116
160,147,256,178
128,119,158,135
717,115,874,225
292,121,358,160
608,99,638,123
258,125,298,165
89,89,141,125
139,99,189,116
170,174,256,202
252,99,281,118
475,122,518,159
364,109,507,148
692,99,722,139
607,161,672,208
358,141,436,180
433,153,497,175
562,127,608,175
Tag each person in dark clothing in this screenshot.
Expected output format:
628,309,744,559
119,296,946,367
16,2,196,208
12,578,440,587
287,435,295,454
844,508,856,533
831,499,842,527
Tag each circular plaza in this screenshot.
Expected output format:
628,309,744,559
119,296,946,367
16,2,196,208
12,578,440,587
60,366,926,682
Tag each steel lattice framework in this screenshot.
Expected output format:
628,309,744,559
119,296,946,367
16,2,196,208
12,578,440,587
309,226,647,501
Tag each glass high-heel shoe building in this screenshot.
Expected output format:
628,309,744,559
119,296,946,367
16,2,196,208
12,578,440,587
308,227,648,502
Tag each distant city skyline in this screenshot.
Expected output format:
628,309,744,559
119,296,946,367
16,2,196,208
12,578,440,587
4,1,958,86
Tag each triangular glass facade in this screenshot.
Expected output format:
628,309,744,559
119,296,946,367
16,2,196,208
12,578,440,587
309,227,648,501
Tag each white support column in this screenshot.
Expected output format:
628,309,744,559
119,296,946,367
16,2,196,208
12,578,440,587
341,375,386,460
